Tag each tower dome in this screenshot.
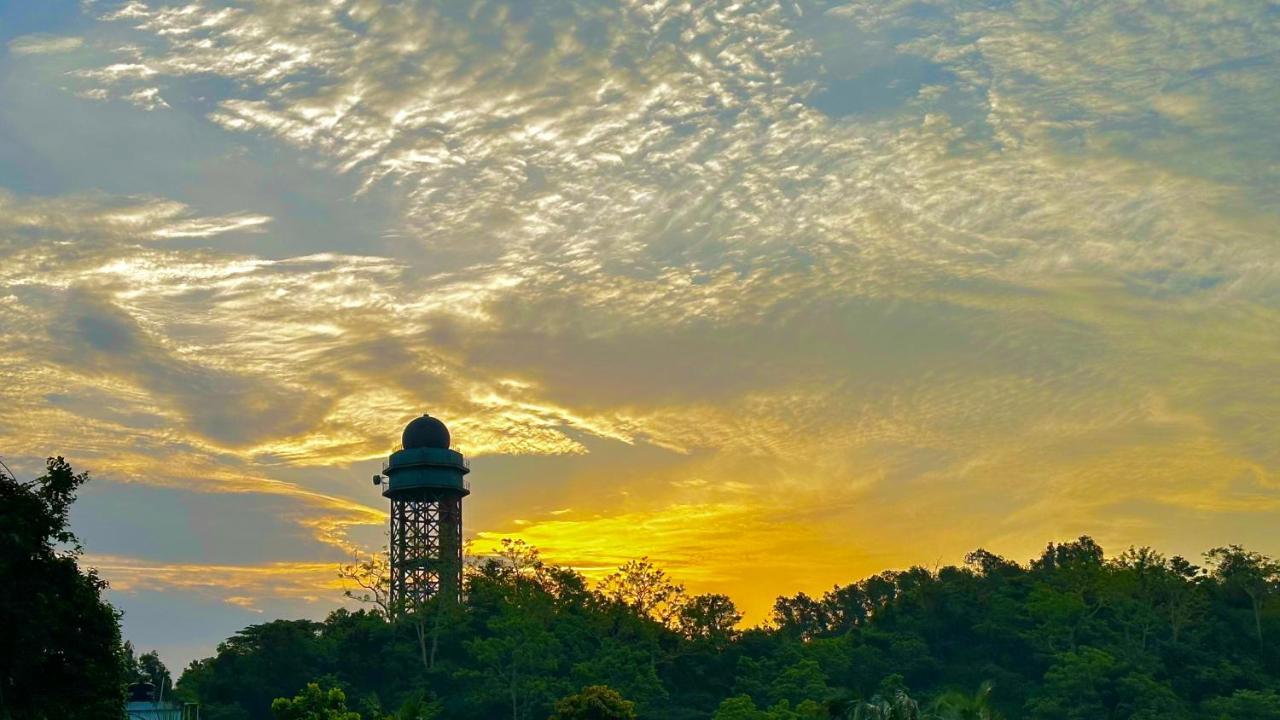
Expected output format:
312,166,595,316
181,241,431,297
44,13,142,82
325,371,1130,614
402,414,450,449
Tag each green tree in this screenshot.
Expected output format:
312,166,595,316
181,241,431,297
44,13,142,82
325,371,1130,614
270,683,361,720
931,682,1002,720
0,457,127,720
598,557,687,626
1114,670,1188,720
678,593,743,643
171,536,1280,720
464,588,563,720
768,659,830,707
176,619,328,719
1027,538,1108,653
1162,555,1206,644
1107,547,1167,654
846,690,924,720
549,685,637,720
391,693,444,720
1205,545,1279,650
1204,689,1280,719
341,546,462,673
712,695,770,720
1025,647,1116,720
771,593,830,640
568,642,667,712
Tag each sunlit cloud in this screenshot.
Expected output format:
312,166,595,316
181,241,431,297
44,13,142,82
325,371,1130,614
87,554,344,607
7,34,84,55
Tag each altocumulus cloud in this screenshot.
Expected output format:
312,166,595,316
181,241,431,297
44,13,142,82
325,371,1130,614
0,0,1277,633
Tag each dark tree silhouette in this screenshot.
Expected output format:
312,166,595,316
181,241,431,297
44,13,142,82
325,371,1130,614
0,457,127,720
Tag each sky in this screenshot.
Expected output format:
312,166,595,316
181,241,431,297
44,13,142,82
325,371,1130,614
1,0,1278,672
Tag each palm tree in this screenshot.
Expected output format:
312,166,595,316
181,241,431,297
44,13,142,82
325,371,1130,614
844,690,925,720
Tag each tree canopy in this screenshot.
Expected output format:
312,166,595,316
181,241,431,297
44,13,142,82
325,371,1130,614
173,535,1279,720
550,685,637,720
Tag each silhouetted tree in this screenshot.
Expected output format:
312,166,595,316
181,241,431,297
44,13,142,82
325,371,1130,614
598,557,686,626
678,593,743,643
0,457,127,720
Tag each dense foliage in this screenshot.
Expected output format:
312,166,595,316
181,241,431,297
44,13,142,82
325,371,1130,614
0,457,128,720
177,537,1280,720
550,685,637,720
271,683,363,720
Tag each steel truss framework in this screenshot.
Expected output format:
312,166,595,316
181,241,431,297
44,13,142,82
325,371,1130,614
389,488,463,611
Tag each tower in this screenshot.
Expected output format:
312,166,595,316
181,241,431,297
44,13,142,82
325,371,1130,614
374,414,470,610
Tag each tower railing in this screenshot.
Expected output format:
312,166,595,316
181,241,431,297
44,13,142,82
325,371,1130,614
380,456,471,473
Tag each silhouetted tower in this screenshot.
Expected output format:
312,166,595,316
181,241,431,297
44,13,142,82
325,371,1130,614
374,414,470,610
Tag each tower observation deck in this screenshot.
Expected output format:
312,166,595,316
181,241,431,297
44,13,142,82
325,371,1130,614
374,414,470,609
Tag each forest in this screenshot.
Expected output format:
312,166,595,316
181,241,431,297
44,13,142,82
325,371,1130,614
175,537,1280,720
4,458,1280,720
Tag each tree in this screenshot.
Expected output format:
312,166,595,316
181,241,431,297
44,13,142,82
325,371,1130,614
845,690,924,720
931,682,1002,720
678,593,743,643
1025,647,1116,720
174,536,1280,720
1204,689,1280,719
1107,547,1167,654
0,457,127,720
1205,545,1278,650
768,659,830,707
341,546,461,672
712,695,770,720
1027,538,1108,653
772,593,830,640
568,642,667,712
1018,645,1187,717
138,650,174,700
465,593,563,720
549,685,637,720
495,538,546,583
270,683,361,720
598,557,686,625
176,619,329,719
391,693,444,720
339,549,392,618
1162,555,1206,644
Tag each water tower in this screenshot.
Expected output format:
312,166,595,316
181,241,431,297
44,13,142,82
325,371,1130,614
373,414,470,609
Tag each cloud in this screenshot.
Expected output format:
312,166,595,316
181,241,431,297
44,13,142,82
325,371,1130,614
87,554,344,604
7,34,84,56
150,214,271,238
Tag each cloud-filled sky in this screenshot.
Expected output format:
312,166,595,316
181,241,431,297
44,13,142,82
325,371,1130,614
2,0,1278,671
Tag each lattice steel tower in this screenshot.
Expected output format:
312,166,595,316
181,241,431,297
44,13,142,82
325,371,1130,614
373,414,470,610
